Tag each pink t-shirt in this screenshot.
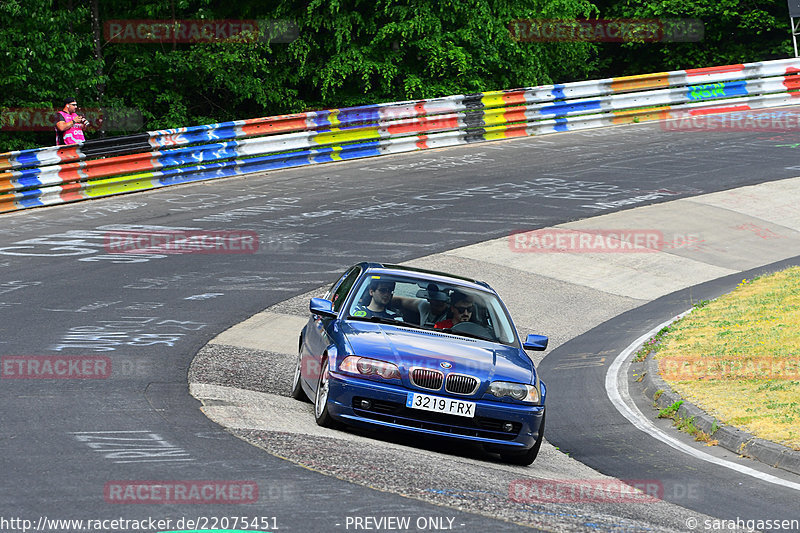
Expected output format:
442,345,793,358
55,111,86,145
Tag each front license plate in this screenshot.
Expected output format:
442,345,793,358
406,392,475,418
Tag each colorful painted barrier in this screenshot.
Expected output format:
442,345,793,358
2,58,800,213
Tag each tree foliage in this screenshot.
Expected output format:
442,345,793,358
0,0,103,150
0,0,796,152
593,0,793,76
1,0,597,151
269,0,599,107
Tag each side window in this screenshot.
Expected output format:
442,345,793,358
331,267,361,312
324,272,348,300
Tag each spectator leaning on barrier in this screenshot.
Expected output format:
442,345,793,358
55,97,89,145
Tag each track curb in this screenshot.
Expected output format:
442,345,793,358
633,347,800,476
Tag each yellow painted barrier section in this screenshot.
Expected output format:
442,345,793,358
313,127,380,146
482,123,529,141
84,172,159,197
481,93,509,109
482,107,528,127
327,109,341,127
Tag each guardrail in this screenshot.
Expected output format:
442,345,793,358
3,58,800,213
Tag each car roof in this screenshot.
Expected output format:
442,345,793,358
357,262,493,292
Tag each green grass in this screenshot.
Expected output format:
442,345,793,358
653,266,800,450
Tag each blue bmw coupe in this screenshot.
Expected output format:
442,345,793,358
291,262,548,465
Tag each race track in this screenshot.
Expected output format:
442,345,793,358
2,116,800,532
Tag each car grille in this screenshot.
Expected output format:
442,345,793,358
445,374,479,395
352,397,521,440
410,368,444,390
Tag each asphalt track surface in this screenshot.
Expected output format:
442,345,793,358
539,257,800,523
2,117,800,532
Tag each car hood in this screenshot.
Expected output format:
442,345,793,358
341,321,535,384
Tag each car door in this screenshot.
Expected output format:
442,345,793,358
300,266,362,391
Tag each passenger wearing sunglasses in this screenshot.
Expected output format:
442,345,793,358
352,280,402,320
434,290,474,330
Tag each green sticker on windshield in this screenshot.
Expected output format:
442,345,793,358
353,310,367,317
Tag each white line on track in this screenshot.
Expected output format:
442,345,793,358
605,311,800,492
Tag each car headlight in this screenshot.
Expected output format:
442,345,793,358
488,381,540,403
340,356,401,380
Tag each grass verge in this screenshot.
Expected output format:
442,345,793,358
652,266,800,450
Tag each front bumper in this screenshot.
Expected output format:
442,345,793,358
327,372,545,450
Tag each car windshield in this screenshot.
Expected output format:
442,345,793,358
346,273,517,345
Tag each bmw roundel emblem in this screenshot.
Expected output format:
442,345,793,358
440,361,452,369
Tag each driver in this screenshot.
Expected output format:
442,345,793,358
352,279,401,320
434,290,474,330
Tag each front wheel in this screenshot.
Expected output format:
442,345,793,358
314,358,340,428
290,349,308,402
501,410,545,466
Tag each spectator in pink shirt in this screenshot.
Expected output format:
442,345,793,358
55,97,89,145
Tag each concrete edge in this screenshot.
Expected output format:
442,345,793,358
633,342,800,477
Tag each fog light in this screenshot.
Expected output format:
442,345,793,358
360,399,372,409
502,423,514,432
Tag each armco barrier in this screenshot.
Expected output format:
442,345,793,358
2,58,800,213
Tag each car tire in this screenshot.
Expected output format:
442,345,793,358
290,349,309,402
313,358,340,428
500,410,545,466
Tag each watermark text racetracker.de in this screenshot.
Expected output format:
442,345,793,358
662,110,800,132
659,356,800,381
509,228,708,253
0,515,280,533
1,355,110,379
0,225,299,264
508,18,703,43
510,229,662,253
509,479,663,503
1,107,142,132
104,18,298,43
2,355,162,380
104,480,257,504
104,229,258,254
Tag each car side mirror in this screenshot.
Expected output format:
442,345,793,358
310,297,337,319
523,334,548,351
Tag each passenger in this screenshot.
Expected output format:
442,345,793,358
352,279,401,320
392,283,450,326
434,290,474,330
